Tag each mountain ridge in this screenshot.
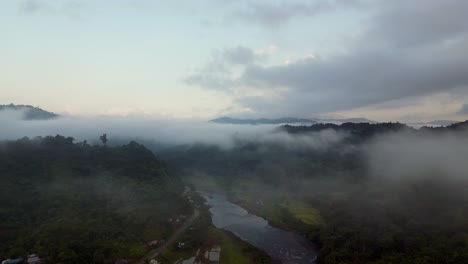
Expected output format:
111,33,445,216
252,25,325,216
0,104,58,120
210,116,376,125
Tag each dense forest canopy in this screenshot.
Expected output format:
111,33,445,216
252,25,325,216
0,136,190,263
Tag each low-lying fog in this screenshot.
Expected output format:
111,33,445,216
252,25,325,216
0,109,347,149
1,109,468,185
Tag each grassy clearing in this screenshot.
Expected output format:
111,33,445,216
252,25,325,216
260,205,289,227
257,198,325,229
183,173,220,191
280,200,325,226
230,181,325,228
207,228,252,264
230,179,283,204
231,185,256,203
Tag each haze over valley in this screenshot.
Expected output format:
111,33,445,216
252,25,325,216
2,1,468,263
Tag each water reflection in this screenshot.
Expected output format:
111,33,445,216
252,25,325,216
202,193,317,264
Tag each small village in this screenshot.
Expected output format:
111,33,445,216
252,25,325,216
1,241,221,264
171,246,221,264
143,192,223,264
112,191,225,264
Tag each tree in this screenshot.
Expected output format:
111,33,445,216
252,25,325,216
99,133,108,145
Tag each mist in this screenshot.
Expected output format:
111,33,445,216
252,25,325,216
161,119,468,202
0,109,348,150
2,109,468,209
366,131,468,181
3,108,465,186
2,109,468,263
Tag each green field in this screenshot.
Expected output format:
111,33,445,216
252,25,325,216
280,200,324,226
228,180,325,229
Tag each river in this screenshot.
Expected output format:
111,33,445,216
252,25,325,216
202,193,317,264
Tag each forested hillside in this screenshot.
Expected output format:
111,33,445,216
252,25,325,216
0,136,190,263
158,121,468,263
0,104,58,120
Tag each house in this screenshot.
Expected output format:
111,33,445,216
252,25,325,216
209,246,221,263
204,246,221,264
208,251,220,263
148,240,159,247
114,259,130,264
27,254,41,264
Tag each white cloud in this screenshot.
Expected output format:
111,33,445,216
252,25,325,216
254,45,279,56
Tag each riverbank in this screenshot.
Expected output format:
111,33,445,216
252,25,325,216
183,178,321,262
153,191,271,264
185,176,324,234
203,192,317,264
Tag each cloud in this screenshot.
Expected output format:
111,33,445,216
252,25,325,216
255,45,279,56
223,46,257,65
457,104,468,115
18,0,84,18
188,0,468,117
184,46,274,90
231,0,363,27
19,0,49,13
367,0,468,48
237,128,348,151
366,131,468,181
239,38,468,113
0,110,271,148
0,109,351,151
233,1,330,27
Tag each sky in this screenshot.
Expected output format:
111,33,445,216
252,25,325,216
1,0,468,122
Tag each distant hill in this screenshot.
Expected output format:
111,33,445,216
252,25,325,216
0,104,58,120
210,117,316,125
280,120,468,136
407,120,459,127
315,117,377,124
426,120,458,126
210,116,376,125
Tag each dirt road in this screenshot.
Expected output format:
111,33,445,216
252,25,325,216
137,209,200,264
